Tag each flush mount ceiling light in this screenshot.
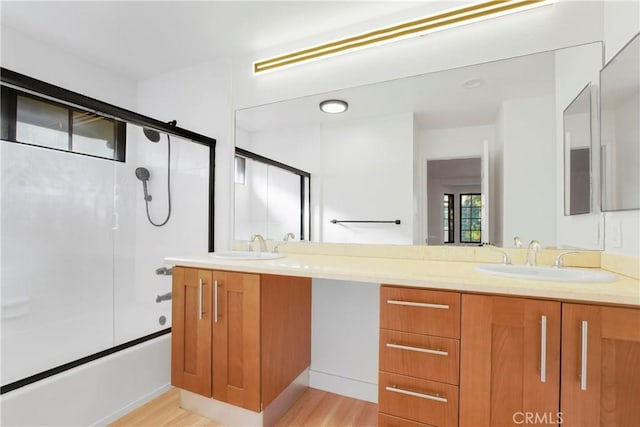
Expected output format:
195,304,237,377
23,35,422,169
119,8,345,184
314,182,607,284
319,99,349,114
253,0,553,74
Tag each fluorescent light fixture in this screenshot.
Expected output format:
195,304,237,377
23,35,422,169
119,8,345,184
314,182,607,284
319,99,348,114
253,0,553,74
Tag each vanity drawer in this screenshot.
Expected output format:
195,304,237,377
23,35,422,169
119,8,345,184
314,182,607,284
379,329,459,385
379,413,435,427
379,372,459,427
380,286,460,338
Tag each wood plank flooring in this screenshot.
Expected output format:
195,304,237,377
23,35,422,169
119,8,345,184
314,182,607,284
109,388,378,427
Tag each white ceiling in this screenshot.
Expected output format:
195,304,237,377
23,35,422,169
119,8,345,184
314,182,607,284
0,0,443,80
236,48,557,131
1,0,560,129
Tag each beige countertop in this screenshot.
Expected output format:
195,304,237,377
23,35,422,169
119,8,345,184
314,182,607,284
165,249,640,307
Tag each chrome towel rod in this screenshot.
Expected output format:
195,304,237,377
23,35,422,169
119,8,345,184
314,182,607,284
330,219,401,224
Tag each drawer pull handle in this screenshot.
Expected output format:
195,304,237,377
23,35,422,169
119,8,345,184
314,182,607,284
580,320,588,390
540,315,547,383
198,278,204,320
387,300,449,310
386,343,448,356
214,280,219,323
386,385,447,403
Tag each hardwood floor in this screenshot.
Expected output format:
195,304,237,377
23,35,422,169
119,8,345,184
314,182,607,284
109,388,378,427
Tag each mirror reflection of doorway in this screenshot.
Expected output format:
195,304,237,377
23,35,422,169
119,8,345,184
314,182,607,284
426,158,482,246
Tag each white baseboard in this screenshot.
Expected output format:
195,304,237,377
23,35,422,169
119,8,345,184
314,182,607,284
309,369,378,403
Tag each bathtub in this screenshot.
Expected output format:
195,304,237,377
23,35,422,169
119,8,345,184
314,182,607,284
1,301,171,387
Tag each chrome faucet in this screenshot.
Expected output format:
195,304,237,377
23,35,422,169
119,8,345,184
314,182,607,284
484,244,512,264
553,251,579,268
526,240,541,266
250,234,268,252
283,232,295,242
155,266,173,276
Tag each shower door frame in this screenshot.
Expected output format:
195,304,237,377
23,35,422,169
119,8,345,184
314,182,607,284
0,68,217,394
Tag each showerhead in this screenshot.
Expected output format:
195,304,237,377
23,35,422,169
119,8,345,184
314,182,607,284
143,128,161,143
135,167,150,181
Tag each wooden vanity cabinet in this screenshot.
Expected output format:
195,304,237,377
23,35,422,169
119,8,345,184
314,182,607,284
211,270,261,411
171,267,311,413
171,267,212,397
379,286,461,427
560,304,640,427
460,294,561,426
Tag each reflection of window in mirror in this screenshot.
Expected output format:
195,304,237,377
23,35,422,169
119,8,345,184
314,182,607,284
600,33,639,212
563,83,592,215
460,193,482,243
443,194,454,243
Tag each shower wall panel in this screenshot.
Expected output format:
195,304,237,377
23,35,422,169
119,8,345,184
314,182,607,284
114,128,210,344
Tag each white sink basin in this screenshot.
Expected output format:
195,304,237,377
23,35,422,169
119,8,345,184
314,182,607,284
476,264,617,283
209,251,286,260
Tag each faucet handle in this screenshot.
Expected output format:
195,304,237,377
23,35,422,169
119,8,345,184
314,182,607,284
553,251,580,268
513,236,522,248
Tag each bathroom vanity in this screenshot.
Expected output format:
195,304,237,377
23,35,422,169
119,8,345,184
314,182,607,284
167,245,640,426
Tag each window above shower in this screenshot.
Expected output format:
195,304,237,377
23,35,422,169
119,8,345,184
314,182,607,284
1,86,127,162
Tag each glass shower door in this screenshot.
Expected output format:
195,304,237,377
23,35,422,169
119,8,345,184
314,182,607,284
0,141,115,386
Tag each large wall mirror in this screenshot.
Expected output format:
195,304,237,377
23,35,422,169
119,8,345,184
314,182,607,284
235,42,603,249
563,84,592,216
600,33,640,212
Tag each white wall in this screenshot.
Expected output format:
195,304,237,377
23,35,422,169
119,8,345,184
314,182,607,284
137,60,233,252
554,42,604,250
602,0,640,256
320,113,414,244
501,95,557,247
310,279,379,403
237,113,414,244
1,26,137,109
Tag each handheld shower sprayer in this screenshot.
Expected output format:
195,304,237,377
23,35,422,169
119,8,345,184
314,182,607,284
135,167,152,201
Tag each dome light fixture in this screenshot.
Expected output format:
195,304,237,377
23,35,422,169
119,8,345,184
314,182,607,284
319,99,349,114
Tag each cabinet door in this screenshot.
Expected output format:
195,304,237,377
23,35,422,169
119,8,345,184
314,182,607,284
212,271,261,412
561,304,640,427
171,267,212,397
460,294,561,426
